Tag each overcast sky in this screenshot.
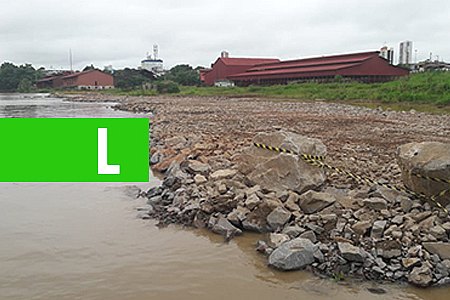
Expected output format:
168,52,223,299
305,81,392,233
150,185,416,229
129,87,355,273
1,0,449,70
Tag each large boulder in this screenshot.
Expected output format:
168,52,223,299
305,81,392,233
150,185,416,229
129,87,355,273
268,238,317,271
408,265,433,287
397,142,450,206
238,131,327,194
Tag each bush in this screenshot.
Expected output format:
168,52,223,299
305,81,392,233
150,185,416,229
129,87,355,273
156,80,180,94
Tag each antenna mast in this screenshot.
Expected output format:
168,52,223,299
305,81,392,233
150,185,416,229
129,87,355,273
69,48,73,71
153,44,158,60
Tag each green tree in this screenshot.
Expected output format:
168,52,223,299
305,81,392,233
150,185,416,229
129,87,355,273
17,78,32,92
155,80,180,93
0,62,44,92
0,62,20,92
114,68,155,90
164,64,201,86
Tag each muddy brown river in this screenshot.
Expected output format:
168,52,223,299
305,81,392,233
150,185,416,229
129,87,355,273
0,94,448,299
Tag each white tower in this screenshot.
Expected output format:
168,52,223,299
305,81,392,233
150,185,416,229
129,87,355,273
141,44,164,76
153,44,159,60
399,41,413,65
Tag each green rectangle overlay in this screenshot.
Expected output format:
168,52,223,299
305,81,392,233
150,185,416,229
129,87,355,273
0,118,149,182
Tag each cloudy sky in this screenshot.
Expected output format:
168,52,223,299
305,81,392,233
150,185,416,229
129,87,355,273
1,0,449,70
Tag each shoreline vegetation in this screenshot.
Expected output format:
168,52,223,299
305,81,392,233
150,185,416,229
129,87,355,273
64,72,450,114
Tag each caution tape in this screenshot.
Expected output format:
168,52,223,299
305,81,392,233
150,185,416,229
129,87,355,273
253,142,449,214
412,173,450,185
253,143,325,161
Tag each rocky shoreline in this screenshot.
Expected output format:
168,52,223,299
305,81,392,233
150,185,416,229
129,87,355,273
76,93,450,287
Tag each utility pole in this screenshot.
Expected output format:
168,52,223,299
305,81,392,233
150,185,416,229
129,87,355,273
69,48,73,71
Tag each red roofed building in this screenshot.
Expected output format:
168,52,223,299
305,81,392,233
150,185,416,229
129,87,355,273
60,69,114,89
201,51,280,86
37,69,114,90
229,51,409,85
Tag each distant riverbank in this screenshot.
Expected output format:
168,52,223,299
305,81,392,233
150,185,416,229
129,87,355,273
56,72,450,114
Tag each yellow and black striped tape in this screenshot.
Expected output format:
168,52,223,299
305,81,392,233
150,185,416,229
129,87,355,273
253,142,325,161
254,142,449,214
412,173,450,185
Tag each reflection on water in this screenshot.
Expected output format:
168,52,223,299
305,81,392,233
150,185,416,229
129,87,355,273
0,94,448,300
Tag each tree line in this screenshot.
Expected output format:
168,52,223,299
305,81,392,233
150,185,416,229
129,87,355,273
0,61,203,93
0,63,45,92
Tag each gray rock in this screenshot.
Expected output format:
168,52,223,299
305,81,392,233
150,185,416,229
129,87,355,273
298,190,336,214
268,238,317,271
400,197,413,213
217,183,227,194
211,216,242,239
150,152,162,165
266,207,291,229
313,249,325,263
397,142,450,207
435,262,450,279
371,220,387,239
352,220,372,236
147,195,162,206
284,192,301,211
185,160,211,174
423,242,450,260
375,257,387,269
282,225,305,238
227,206,250,226
394,271,406,280
320,213,338,224
194,174,207,184
256,240,270,254
372,266,384,275
430,225,447,240
407,245,422,257
242,201,277,232
337,242,366,262
136,212,150,220
363,198,388,210
391,215,404,225
380,249,402,259
305,223,324,235
443,259,450,270
267,233,290,248
240,131,327,194
245,185,261,196
299,230,317,243
437,277,450,286
245,193,261,210
402,257,421,269
408,265,433,287
442,222,450,233
210,169,237,180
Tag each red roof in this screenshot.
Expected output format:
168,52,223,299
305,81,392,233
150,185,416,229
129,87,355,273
216,57,280,66
231,63,362,78
62,69,97,79
228,51,407,80
248,52,377,72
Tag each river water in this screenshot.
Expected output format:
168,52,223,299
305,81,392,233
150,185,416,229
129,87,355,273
0,93,448,300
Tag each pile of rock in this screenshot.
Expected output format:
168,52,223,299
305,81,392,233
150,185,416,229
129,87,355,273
139,131,450,288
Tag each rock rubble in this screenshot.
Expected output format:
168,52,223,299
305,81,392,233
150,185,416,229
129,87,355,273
97,94,450,288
